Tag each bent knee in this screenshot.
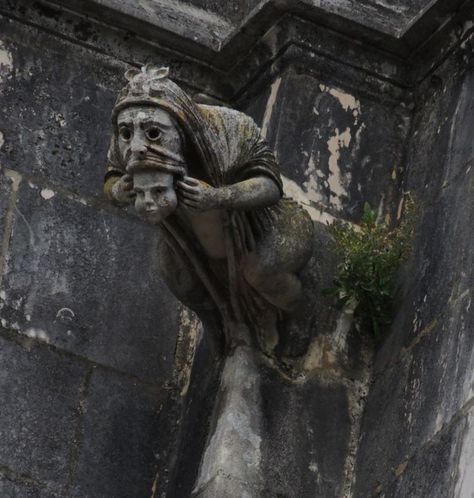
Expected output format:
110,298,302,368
242,256,274,289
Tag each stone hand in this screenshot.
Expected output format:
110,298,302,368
111,174,135,204
177,176,220,211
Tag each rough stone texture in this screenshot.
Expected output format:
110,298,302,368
454,408,474,497
380,415,466,498
69,369,164,498
1,180,179,384
0,8,185,497
1,0,473,496
180,0,260,23
171,222,369,498
0,334,87,494
359,0,433,25
248,69,409,224
353,31,474,498
193,346,263,497
260,369,351,498
0,476,59,498
0,170,13,242
353,166,474,496
0,16,125,199
166,318,223,498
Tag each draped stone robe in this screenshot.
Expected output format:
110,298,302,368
105,97,301,347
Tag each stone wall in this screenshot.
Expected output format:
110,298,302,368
352,14,474,498
1,0,474,497
0,7,191,498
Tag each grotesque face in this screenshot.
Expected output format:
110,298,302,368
116,106,184,224
116,106,185,170
133,169,178,224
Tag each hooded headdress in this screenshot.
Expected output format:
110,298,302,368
108,64,228,183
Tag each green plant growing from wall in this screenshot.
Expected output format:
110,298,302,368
324,198,414,338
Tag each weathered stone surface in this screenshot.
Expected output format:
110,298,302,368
454,409,474,496
276,221,340,358
354,54,474,498
265,70,408,223
0,181,179,384
167,317,223,498
376,61,474,372
193,346,263,497
0,476,58,498
1,1,472,497
69,369,164,498
180,0,260,23
0,335,87,491
354,257,474,496
0,170,12,237
47,0,447,52
404,55,468,205
380,414,465,498
0,15,126,198
260,366,351,498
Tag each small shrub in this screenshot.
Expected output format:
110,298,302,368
324,197,414,338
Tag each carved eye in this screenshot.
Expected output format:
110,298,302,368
146,127,161,141
119,126,132,141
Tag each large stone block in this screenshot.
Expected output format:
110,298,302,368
354,61,474,495
406,58,473,205
0,169,12,237
380,414,465,498
354,287,474,496
69,368,165,498
269,70,408,222
167,316,223,498
0,335,87,492
0,180,180,384
376,156,474,372
177,0,259,23
454,408,474,496
260,367,351,498
0,476,54,498
0,16,126,198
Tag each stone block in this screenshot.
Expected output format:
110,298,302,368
0,170,12,237
260,366,351,498
454,408,474,496
0,475,60,498
0,335,87,491
69,368,164,498
270,71,408,222
167,316,223,498
406,57,474,205
380,415,465,498
354,289,474,496
352,351,412,497
0,16,126,198
376,156,474,373
0,180,180,384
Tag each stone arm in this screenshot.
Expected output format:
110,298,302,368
103,170,135,205
177,175,281,212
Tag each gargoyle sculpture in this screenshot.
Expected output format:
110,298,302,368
104,65,313,355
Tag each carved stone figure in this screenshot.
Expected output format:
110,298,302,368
104,65,313,354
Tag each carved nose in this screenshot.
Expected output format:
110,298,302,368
131,135,147,156
144,192,155,209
